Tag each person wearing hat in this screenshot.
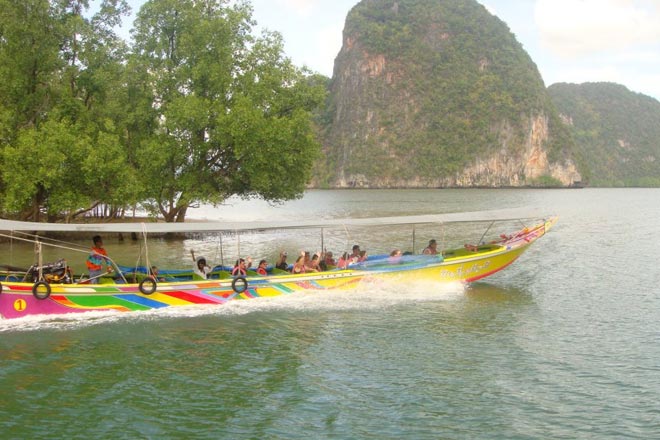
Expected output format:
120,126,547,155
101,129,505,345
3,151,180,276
423,239,438,255
192,255,212,280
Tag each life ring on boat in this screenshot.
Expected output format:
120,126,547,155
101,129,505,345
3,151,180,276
32,281,51,300
139,277,157,295
231,276,248,294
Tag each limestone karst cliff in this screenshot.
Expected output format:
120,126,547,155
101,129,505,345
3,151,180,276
315,0,582,188
549,82,660,187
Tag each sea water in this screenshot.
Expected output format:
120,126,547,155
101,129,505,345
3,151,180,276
1,188,659,439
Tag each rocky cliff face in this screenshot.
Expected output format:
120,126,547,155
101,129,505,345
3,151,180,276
453,115,581,187
317,0,581,188
549,82,660,186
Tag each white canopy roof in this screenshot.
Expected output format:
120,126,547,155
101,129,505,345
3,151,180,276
0,207,547,234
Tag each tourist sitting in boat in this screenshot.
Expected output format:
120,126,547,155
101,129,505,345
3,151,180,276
149,265,167,282
232,257,252,276
292,252,306,274
256,259,268,276
350,245,361,261
388,249,403,264
307,253,322,272
351,245,368,263
275,251,288,271
193,256,212,280
464,244,479,252
423,239,438,255
303,251,312,269
86,235,113,284
337,252,351,269
324,251,336,268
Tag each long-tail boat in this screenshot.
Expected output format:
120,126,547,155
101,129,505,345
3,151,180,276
0,210,557,320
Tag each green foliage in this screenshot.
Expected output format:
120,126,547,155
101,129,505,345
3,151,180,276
0,0,325,222
320,0,578,186
129,0,326,221
0,0,136,220
549,82,660,187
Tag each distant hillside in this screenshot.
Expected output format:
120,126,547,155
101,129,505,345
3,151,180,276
315,0,581,188
548,82,660,187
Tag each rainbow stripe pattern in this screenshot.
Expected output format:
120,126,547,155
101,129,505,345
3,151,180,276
0,217,556,320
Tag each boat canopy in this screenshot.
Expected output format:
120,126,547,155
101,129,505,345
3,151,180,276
0,207,546,234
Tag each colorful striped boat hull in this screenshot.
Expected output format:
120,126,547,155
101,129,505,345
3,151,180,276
0,217,556,320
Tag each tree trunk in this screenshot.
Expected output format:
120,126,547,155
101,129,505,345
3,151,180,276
175,205,188,223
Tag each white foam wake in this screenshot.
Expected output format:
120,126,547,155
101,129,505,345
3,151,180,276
0,280,466,333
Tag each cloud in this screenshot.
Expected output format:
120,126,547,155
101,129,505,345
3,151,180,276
535,0,660,58
275,0,318,16
310,23,344,75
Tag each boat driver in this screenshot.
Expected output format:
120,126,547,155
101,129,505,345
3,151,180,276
86,235,113,283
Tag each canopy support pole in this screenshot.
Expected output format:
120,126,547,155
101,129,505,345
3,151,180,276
478,221,496,245
412,225,416,254
219,234,224,269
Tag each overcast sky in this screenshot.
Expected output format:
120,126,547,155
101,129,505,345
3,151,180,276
121,0,660,101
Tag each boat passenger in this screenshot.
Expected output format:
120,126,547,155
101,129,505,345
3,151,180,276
86,235,113,284
232,257,252,276
350,245,361,260
150,265,166,282
275,251,288,271
256,259,268,276
337,252,350,270
193,256,212,280
423,239,438,255
307,253,321,272
324,251,336,267
292,253,306,274
388,249,403,264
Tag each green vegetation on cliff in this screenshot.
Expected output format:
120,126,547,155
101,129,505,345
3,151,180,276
321,0,577,187
549,82,660,187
